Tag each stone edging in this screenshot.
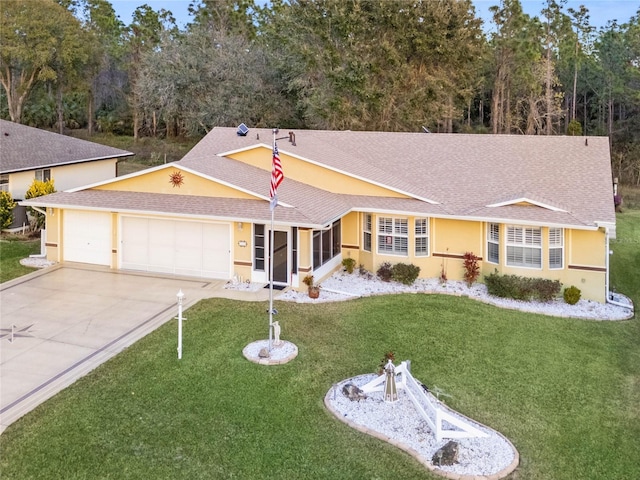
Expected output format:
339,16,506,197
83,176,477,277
242,340,298,365
323,387,519,480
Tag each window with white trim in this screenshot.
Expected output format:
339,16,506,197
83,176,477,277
363,213,372,252
0,174,8,192
487,223,500,264
378,217,408,255
548,228,564,269
35,169,51,182
506,226,541,268
415,218,429,256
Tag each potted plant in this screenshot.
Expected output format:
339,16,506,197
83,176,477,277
302,274,320,299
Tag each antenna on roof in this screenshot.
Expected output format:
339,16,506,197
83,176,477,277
237,123,249,136
422,126,431,133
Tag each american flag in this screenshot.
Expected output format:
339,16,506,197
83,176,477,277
270,142,283,210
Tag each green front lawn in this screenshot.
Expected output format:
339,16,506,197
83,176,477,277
0,213,638,479
0,235,40,283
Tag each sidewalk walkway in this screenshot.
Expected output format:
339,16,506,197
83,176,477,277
0,265,272,434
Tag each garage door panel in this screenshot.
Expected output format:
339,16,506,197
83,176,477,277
121,217,149,268
175,222,203,273
121,217,230,279
202,223,230,277
63,211,112,266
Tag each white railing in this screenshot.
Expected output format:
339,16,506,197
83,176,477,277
361,361,488,442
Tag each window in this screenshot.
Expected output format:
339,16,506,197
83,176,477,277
363,213,372,252
254,224,265,271
487,223,500,264
506,226,541,268
0,174,8,192
35,169,51,182
415,218,429,256
312,219,341,269
549,228,563,269
378,217,408,255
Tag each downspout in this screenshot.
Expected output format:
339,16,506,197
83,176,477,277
28,206,48,258
603,226,634,310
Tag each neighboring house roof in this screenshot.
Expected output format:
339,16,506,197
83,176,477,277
0,120,134,174
23,127,616,230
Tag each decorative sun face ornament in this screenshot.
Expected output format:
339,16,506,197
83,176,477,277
169,170,184,188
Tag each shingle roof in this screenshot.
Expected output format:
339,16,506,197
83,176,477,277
0,120,133,173
23,127,616,229
183,127,616,227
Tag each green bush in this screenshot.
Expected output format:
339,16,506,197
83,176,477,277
376,262,393,282
0,191,17,229
391,263,420,285
563,286,582,305
485,271,561,302
342,257,356,274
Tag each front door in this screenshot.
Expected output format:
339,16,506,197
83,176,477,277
271,230,288,284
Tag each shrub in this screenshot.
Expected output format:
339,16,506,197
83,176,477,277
563,286,582,305
377,351,395,374
376,262,393,282
25,179,56,230
462,252,480,287
391,263,420,285
0,191,17,230
302,274,315,287
485,271,561,302
342,257,356,274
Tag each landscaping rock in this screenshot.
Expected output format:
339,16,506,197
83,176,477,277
258,347,270,358
342,383,366,401
432,440,459,466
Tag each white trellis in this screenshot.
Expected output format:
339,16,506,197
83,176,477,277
360,361,488,442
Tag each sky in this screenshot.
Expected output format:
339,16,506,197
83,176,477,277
109,0,639,30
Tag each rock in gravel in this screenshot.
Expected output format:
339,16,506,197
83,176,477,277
432,440,459,466
342,383,367,401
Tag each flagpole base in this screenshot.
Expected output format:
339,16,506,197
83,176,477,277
242,339,298,366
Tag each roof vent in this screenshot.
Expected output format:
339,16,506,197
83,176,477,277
288,131,296,146
237,123,249,136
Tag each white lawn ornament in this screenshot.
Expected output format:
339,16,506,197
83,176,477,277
383,359,398,403
361,360,488,441
272,321,281,346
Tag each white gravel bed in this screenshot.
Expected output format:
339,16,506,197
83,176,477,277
20,256,56,269
224,278,266,292
327,374,517,477
278,271,633,320
242,339,298,365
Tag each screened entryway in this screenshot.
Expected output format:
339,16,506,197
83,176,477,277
254,225,290,286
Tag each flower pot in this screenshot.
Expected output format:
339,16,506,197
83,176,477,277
308,287,320,299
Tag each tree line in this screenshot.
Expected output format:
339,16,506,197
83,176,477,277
1,0,639,184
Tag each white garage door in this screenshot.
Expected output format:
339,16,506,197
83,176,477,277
63,210,112,266
121,217,231,279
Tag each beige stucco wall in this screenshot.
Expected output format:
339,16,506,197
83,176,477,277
232,221,253,281
95,167,258,199
9,160,117,199
44,207,61,262
338,213,607,302
230,149,409,197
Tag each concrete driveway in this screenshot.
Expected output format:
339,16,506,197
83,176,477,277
0,265,236,434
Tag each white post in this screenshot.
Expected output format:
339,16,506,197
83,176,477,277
268,128,277,351
177,289,185,359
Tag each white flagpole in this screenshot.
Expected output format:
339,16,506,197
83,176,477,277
268,129,276,351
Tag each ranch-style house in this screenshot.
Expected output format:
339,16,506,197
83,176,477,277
22,127,616,303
